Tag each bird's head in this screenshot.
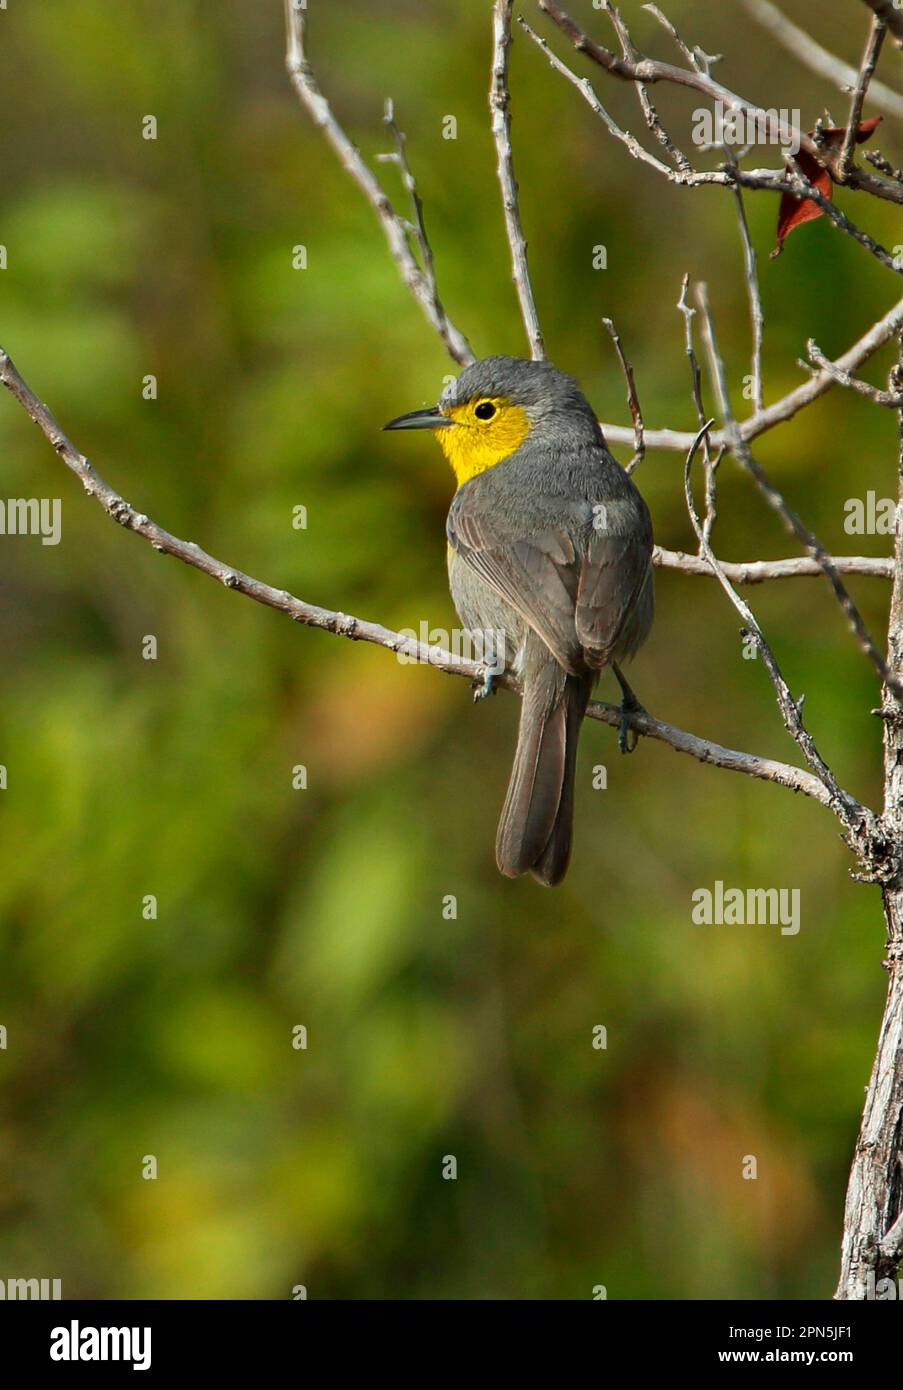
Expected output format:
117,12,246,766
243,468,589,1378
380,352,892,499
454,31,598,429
383,355,601,485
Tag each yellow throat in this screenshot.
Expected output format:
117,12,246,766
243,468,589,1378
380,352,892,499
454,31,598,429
434,396,531,485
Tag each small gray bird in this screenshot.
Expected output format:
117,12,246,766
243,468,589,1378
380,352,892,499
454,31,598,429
384,355,654,885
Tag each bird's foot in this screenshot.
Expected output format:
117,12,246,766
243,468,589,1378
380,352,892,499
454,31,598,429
473,668,498,703
614,663,647,755
618,702,643,755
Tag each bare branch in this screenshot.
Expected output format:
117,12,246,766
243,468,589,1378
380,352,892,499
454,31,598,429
651,17,766,414
603,0,693,174
805,339,903,405
677,274,720,543
840,14,887,177
730,183,765,412
642,3,722,73
741,0,903,124
654,547,893,583
695,282,903,700
601,292,903,451
598,697,848,811
537,0,903,204
519,17,731,186
864,147,903,182
378,100,438,293
490,0,546,360
283,0,474,366
602,317,645,473
683,424,865,833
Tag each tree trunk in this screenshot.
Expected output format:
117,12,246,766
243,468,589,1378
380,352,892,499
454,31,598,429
835,390,903,1299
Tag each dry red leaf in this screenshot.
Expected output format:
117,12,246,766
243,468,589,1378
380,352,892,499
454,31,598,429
771,115,882,258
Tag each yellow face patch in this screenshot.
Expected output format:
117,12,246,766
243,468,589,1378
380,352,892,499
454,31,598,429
433,396,531,486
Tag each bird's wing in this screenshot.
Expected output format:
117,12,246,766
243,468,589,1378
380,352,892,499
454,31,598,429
447,493,584,673
574,526,653,669
448,481,653,673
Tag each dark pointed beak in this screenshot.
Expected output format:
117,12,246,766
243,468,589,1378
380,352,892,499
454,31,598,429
382,406,453,431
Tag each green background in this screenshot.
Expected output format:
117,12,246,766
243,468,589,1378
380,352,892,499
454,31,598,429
0,0,900,1299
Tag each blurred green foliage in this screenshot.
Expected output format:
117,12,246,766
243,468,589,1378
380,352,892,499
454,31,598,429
0,0,900,1299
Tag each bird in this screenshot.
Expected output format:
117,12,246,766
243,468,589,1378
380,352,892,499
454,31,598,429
383,355,654,886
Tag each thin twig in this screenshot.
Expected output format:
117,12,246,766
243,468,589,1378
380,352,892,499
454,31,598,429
805,340,903,406
683,423,864,833
731,181,765,412
642,4,722,73
840,14,887,178
603,0,692,174
601,293,903,451
654,547,893,583
0,344,856,818
520,17,728,186
695,283,903,700
538,0,903,204
378,99,437,290
737,160,903,276
602,318,644,473
281,0,902,478
677,275,719,544
864,148,903,183
599,699,846,810
668,9,766,416
283,0,474,366
490,0,546,360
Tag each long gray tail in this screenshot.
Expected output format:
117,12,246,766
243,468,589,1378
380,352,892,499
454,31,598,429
495,660,591,886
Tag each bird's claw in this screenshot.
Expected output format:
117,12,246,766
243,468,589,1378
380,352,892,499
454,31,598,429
613,665,647,755
618,708,639,755
473,668,498,703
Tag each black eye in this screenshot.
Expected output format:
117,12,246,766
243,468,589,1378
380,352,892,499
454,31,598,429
474,400,496,420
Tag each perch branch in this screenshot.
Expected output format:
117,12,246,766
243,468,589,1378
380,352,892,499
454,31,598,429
0,345,867,824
